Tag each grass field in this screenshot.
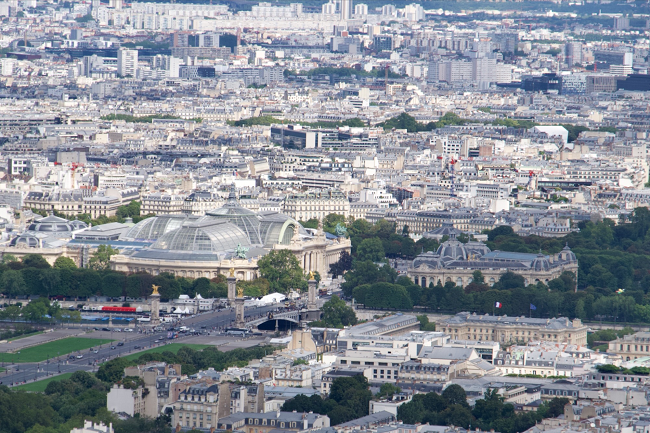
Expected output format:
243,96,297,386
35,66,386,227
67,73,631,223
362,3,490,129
123,343,211,361
14,373,74,392
0,338,113,363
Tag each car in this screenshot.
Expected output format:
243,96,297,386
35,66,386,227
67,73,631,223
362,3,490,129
114,328,122,332
117,342,124,346
102,327,111,332
154,339,160,343
134,345,141,349
93,350,99,354
200,325,207,329
124,328,133,332
93,327,100,331
68,355,76,360
76,355,83,359
110,346,116,350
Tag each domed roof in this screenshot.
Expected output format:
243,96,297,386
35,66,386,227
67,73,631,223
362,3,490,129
436,239,468,261
202,186,263,244
27,214,87,233
10,233,39,248
465,241,491,259
149,219,251,253
119,214,194,242
561,244,577,262
413,251,442,269
531,253,550,271
427,222,462,237
259,212,307,247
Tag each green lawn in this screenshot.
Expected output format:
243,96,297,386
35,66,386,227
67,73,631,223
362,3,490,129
123,343,210,361
14,373,73,392
1,338,113,363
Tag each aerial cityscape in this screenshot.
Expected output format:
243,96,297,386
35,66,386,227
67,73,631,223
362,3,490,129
0,0,650,432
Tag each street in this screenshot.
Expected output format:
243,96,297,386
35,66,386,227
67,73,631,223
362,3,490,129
1,304,277,387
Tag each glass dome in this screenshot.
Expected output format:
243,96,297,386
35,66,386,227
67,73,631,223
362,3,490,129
259,212,307,246
436,240,468,261
119,214,194,241
202,188,263,245
10,234,39,248
149,219,251,253
27,215,86,233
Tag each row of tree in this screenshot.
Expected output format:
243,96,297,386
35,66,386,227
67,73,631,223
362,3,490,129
31,200,153,229
0,343,276,433
0,249,312,304
281,375,372,425
322,207,650,324
397,385,569,433
281,377,568,433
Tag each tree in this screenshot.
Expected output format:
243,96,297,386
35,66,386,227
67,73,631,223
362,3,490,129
39,268,61,297
257,249,307,293
377,383,401,398
416,315,436,331
356,237,385,262
472,270,485,284
442,384,469,407
341,260,397,296
319,295,357,328
493,271,525,290
0,270,27,297
543,397,570,418
96,357,134,383
487,225,515,242
353,282,412,309
22,298,50,322
1,254,17,264
53,256,77,269
0,305,20,321
323,213,347,234
300,218,319,229
330,251,353,278
88,245,119,271
22,254,50,269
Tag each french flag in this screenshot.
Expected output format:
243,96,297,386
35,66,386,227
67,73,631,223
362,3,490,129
494,302,502,308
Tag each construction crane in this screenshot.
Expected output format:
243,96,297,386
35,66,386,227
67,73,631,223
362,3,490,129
526,170,537,190
449,158,457,197
385,64,390,96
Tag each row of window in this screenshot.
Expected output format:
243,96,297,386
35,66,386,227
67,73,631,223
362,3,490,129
177,413,212,421
247,418,296,428
619,344,650,352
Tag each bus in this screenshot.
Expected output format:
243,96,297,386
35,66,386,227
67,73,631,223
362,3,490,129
225,327,251,337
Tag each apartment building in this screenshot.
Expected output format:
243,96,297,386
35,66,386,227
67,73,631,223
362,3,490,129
172,383,231,430
439,313,588,345
140,193,185,214
608,332,650,360
283,189,350,221
216,411,330,433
